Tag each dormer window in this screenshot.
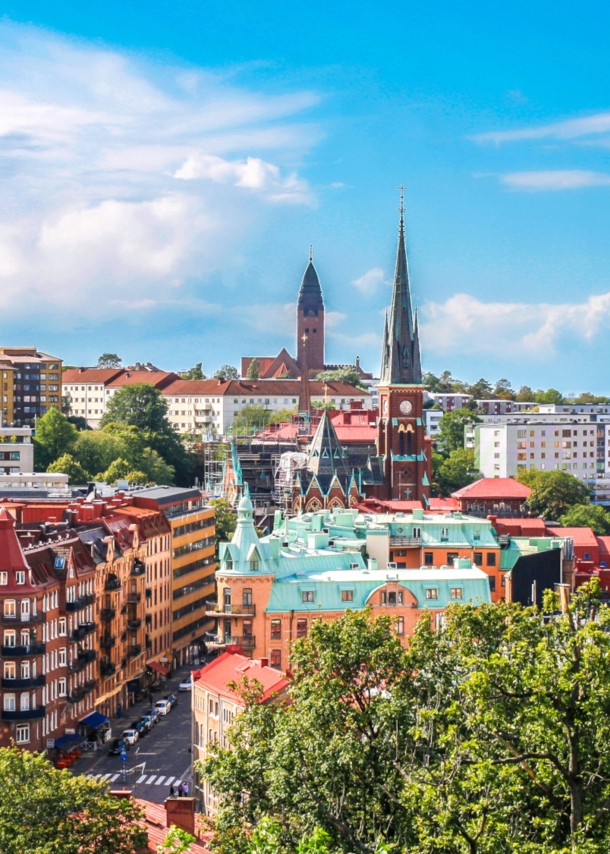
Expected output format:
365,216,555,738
15,572,25,585
225,558,233,570
249,558,259,571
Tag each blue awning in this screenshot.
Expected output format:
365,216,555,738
79,712,109,729
54,733,84,750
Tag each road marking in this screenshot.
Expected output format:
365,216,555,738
164,777,175,787
110,773,121,782
101,773,112,781
154,776,166,785
145,775,157,784
136,774,147,783
86,774,94,778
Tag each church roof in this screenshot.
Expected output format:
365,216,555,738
379,192,422,385
306,411,351,490
297,260,324,312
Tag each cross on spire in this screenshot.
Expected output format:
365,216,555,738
309,244,314,262
398,183,406,216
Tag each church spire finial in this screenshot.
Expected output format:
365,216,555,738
309,244,314,262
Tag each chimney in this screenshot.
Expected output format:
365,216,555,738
555,583,571,612
164,797,195,835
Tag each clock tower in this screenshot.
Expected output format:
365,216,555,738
297,247,325,374
371,190,431,503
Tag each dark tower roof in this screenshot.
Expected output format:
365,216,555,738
297,253,324,313
379,191,422,385
306,410,350,489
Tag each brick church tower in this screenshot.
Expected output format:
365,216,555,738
296,249,325,373
372,191,431,503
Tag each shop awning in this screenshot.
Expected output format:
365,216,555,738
148,661,170,676
80,711,109,729
54,733,85,751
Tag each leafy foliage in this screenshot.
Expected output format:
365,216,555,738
34,408,78,470
559,503,610,534
200,589,610,853
214,365,240,381
179,362,206,380
96,353,122,368
433,447,480,495
518,469,591,520
246,359,261,380
231,405,273,437
157,825,196,853
436,409,482,455
0,746,147,854
47,453,90,484
100,383,171,433
209,497,237,555
314,368,366,389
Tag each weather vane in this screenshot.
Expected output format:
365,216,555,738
397,183,406,215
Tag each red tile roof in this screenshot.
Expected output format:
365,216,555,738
491,517,547,537
134,798,212,853
162,379,370,397
0,507,30,573
355,498,424,513
452,478,532,500
108,371,179,389
546,526,599,548
427,497,459,512
62,369,125,384
194,651,289,703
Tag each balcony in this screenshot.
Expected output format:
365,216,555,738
100,608,116,621
1,612,44,626
1,707,45,721
70,622,96,641
66,594,96,612
79,648,97,664
100,660,116,677
104,576,121,592
0,642,45,656
127,618,142,631
126,644,142,659
208,635,256,649
205,600,256,617
131,560,146,577
127,593,141,604
82,679,97,696
100,635,115,649
68,687,86,704
1,674,46,689
390,537,421,547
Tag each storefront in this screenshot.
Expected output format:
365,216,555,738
78,711,111,745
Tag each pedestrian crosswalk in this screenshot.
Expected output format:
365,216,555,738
86,772,186,788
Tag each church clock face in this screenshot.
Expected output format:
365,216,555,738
399,399,413,415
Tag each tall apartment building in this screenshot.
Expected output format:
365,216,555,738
0,348,63,427
132,487,216,666
475,421,600,480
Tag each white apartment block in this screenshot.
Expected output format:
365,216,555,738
0,427,34,475
475,422,601,481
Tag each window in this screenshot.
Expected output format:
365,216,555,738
15,571,25,585
447,552,459,564
396,617,405,636
489,576,496,593
517,430,526,438
486,553,497,567
59,647,67,666
341,590,354,602
3,694,15,711
58,678,67,697
440,527,449,541
4,600,15,618
243,620,253,639
58,617,66,636
249,558,259,571
270,650,282,669
301,591,314,603
270,620,282,639
424,552,433,566
473,552,483,566
0,572,7,585
3,630,15,647
425,588,438,600
450,588,463,600
242,589,252,607
296,619,308,638
4,662,15,679
15,724,29,744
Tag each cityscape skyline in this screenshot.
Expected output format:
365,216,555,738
2,6,610,390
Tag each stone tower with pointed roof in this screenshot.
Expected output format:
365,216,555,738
369,191,431,504
296,251,325,373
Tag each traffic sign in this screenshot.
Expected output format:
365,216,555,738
120,749,128,762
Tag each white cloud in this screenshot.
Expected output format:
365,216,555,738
352,267,386,295
325,311,347,328
499,170,610,191
421,291,610,357
473,111,610,144
0,22,320,324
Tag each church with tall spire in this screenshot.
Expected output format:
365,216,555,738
368,187,431,503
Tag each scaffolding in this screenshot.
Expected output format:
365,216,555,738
202,441,230,497
273,451,308,513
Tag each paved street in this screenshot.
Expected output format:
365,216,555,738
71,664,195,803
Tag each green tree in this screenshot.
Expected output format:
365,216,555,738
464,377,493,399
99,457,133,484
96,353,122,368
179,362,205,380
271,407,297,423
100,383,170,433
73,430,129,475
246,358,261,380
0,746,147,854
516,384,536,402
534,387,565,404
214,365,240,381
434,448,480,495
314,368,366,389
436,409,482,455
209,497,237,555
493,377,515,399
517,468,590,520
47,453,90,484
33,408,78,470
231,405,273,437
559,503,610,534
157,825,196,854
572,392,610,404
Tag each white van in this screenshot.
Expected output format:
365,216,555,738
154,699,172,716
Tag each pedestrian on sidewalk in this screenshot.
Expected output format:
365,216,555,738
183,782,189,797
169,784,175,797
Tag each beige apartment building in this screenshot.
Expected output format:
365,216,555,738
0,347,62,428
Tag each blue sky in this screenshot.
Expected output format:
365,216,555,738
2,2,610,392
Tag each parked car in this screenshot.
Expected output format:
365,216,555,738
178,676,192,692
121,729,139,745
140,715,155,732
108,738,129,755
131,719,146,736
147,707,159,724
164,693,177,708
155,699,172,716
